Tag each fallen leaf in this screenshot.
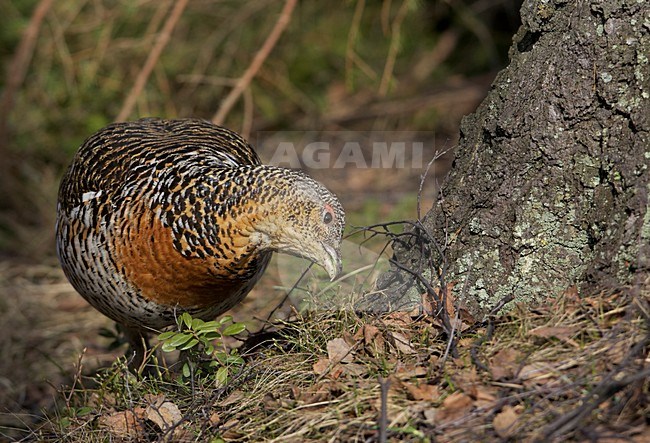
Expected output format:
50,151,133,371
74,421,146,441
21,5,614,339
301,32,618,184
143,393,165,406
362,324,385,352
98,408,146,438
403,382,441,401
529,326,579,347
435,392,473,424
423,408,437,423
420,292,434,316
421,283,473,325
299,382,332,404
490,348,521,380
473,386,498,409
330,364,345,379
394,364,428,380
493,405,522,438
209,412,221,425
458,306,477,325
221,419,243,440
519,362,554,386
342,363,367,376
632,424,650,442
433,283,457,318
220,390,245,406
326,338,354,363
313,357,330,375
146,400,182,431
561,285,579,303
390,331,416,354
262,393,282,410
451,366,481,392
383,312,413,326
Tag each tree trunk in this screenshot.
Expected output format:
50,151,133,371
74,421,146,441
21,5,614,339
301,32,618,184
369,0,650,318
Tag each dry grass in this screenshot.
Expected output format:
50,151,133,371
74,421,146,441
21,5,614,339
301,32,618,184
3,259,647,442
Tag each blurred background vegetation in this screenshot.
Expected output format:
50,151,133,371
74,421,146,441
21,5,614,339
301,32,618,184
0,0,521,260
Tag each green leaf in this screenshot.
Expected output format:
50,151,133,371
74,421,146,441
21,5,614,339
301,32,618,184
203,331,222,341
218,315,233,325
168,332,194,348
195,320,221,332
225,355,244,366
180,312,193,329
182,362,191,378
222,323,246,336
205,344,215,355
178,338,199,351
161,341,177,353
215,366,228,385
157,331,176,341
75,406,93,416
191,318,204,330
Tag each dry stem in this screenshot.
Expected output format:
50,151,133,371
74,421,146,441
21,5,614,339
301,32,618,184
211,0,297,126
115,0,190,122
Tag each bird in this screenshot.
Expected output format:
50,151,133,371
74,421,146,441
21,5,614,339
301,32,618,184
56,117,345,368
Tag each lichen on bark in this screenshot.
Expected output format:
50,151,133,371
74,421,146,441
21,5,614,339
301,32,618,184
372,0,650,318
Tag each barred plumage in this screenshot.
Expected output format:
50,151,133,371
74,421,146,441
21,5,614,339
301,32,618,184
56,118,344,363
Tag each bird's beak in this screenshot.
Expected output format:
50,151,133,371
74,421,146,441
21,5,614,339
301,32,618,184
320,243,342,281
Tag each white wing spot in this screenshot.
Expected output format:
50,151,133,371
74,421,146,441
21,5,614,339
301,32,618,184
82,190,103,202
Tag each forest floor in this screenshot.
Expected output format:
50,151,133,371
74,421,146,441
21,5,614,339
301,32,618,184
0,239,648,442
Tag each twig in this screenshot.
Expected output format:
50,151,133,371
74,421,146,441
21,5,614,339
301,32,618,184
115,0,189,122
488,293,515,317
469,320,493,372
440,259,472,364
417,155,438,222
64,348,87,409
378,376,389,443
378,0,410,96
211,0,297,125
265,263,313,322
388,258,453,334
345,0,366,89
470,291,512,371
0,0,55,151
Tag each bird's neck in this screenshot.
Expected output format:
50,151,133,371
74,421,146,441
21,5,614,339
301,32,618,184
216,165,301,252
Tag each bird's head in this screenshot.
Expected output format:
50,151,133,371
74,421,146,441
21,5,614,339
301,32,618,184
255,169,345,280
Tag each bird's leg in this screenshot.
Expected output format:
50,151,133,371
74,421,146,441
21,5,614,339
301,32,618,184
122,326,151,374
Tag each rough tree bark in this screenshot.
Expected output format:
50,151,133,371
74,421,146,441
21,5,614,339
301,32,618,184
371,0,649,318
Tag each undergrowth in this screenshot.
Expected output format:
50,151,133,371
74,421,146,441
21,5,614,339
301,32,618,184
23,285,650,442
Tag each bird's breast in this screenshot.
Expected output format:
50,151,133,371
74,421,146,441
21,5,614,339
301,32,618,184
111,203,269,310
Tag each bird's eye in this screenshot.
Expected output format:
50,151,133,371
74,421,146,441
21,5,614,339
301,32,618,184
323,210,333,224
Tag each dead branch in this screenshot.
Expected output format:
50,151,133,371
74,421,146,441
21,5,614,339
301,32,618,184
115,0,189,122
378,0,410,96
211,0,297,126
345,0,367,88
0,0,55,152
378,376,389,443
